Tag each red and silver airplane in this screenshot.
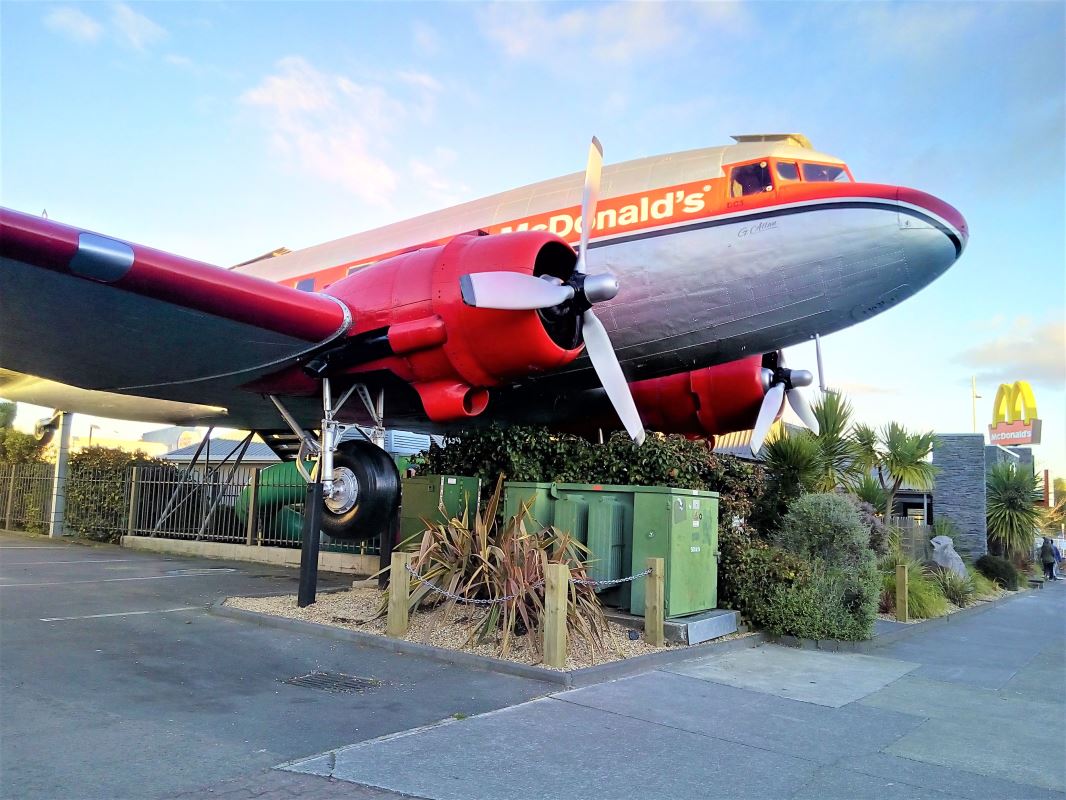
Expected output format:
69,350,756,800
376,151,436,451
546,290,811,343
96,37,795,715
0,133,967,539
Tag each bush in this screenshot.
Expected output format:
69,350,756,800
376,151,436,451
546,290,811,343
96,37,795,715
66,447,171,542
968,567,1000,599
721,542,812,614
846,494,889,557
931,567,975,607
976,554,1020,591
758,565,880,641
775,493,874,570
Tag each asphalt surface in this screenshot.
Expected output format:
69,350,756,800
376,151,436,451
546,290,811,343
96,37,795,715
0,530,547,800
3,529,1064,800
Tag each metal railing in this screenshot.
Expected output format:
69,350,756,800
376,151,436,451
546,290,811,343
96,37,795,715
0,461,380,554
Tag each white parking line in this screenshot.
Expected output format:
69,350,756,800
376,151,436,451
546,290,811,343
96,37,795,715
0,546,73,550
0,574,225,588
40,606,202,622
3,559,135,566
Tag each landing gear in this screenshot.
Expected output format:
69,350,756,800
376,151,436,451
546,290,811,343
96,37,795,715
319,439,400,541
268,379,402,605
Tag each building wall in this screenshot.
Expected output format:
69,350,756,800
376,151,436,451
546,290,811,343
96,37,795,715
932,434,988,560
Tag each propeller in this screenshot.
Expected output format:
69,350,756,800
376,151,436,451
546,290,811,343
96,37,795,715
749,351,819,456
460,138,645,445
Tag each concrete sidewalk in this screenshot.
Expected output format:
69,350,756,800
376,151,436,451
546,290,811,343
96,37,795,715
273,582,1065,800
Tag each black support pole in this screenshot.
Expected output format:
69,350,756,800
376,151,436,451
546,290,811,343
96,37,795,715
297,480,324,607
377,512,398,589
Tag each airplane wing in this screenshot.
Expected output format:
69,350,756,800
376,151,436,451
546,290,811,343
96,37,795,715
0,208,352,424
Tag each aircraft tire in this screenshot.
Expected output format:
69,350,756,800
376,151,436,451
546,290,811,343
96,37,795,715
319,440,401,541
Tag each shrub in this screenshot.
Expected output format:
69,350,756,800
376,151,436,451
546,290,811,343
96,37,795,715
775,493,874,570
66,447,171,542
931,567,975,607
721,541,812,615
986,463,1041,560
976,554,1020,591
758,565,880,641
396,478,608,658
846,494,889,557
968,567,1000,599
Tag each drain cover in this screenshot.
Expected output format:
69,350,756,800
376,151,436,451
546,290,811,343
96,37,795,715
284,671,382,694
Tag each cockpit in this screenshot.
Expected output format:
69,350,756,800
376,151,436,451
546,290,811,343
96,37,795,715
729,158,854,197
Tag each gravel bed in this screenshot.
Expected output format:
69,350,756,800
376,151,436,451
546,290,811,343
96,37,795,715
225,588,685,671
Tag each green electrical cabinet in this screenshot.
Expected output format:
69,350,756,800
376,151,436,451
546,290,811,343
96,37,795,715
628,488,719,618
398,475,481,549
503,482,719,617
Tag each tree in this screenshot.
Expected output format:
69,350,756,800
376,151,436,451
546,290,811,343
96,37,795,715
0,402,16,429
809,391,861,492
852,421,938,519
986,462,1041,560
0,427,46,464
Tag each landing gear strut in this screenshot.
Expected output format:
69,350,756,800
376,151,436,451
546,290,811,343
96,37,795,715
269,378,402,606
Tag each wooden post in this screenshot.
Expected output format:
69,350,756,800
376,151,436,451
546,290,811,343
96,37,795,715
4,464,16,530
645,557,665,646
386,551,412,638
896,564,909,623
543,563,569,669
125,467,141,538
245,468,260,546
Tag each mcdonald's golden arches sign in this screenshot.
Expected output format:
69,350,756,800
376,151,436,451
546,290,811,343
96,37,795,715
988,380,1041,445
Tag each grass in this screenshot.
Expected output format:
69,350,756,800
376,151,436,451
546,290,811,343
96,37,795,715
968,567,1000,600
881,566,950,619
932,569,975,607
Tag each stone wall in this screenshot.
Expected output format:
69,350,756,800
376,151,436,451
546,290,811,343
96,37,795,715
932,434,987,560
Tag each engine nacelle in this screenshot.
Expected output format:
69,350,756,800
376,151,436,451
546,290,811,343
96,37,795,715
323,231,584,422
629,356,767,437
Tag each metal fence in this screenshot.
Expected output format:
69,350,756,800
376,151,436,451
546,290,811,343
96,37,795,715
0,462,379,554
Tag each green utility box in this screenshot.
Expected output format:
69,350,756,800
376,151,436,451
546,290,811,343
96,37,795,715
503,482,719,617
398,474,481,549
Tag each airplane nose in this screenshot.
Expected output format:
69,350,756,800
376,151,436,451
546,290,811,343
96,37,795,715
896,186,969,254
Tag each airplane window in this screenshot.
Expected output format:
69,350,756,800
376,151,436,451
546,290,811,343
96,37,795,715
730,162,773,197
296,278,315,292
776,162,800,182
801,163,851,182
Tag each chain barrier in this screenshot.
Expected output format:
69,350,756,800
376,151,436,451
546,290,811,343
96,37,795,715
404,563,651,605
571,567,652,587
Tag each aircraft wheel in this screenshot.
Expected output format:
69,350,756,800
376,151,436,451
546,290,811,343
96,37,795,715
319,440,400,541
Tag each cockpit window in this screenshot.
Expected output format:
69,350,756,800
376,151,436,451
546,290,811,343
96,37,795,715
801,163,850,182
730,162,773,197
776,162,800,182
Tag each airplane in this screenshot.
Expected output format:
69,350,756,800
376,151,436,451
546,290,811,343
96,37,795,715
0,133,968,540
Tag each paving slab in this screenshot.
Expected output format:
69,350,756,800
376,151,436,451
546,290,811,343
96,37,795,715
556,670,923,765
284,697,820,800
886,716,1064,792
791,764,963,800
859,674,1047,724
662,643,919,707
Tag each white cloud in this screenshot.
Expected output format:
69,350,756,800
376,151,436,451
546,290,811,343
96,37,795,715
43,7,103,42
958,317,1066,389
110,2,167,51
241,57,408,204
409,147,470,206
481,1,746,65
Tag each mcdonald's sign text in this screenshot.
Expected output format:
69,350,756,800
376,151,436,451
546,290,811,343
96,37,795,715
988,380,1041,445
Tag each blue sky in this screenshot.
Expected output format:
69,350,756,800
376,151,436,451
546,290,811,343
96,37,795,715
2,1,1063,477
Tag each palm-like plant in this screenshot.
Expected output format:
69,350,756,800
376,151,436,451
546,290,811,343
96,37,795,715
852,421,937,519
762,430,821,496
986,462,1041,560
852,473,888,510
809,391,860,492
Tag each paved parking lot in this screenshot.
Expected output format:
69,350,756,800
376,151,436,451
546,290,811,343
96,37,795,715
0,530,546,800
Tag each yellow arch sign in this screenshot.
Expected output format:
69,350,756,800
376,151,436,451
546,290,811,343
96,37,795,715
991,381,1038,425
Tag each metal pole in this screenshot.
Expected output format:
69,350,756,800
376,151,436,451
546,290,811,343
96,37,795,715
245,468,260,546
126,466,141,538
814,333,826,392
4,464,16,530
297,480,324,607
48,412,73,538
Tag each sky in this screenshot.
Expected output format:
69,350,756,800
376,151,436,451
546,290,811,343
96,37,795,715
1,1,1063,478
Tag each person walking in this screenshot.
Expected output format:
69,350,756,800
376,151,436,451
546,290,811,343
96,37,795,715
1039,537,1057,581
1053,540,1063,580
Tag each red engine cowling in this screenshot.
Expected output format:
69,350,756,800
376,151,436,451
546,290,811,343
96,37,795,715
324,231,584,422
629,356,767,437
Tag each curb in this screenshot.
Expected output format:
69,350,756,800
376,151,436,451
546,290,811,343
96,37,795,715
209,601,766,688
769,589,1022,654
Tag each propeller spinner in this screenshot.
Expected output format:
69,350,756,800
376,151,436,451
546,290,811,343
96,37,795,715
750,351,820,456
459,138,646,445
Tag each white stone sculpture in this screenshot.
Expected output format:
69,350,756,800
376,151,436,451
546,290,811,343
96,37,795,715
931,535,967,577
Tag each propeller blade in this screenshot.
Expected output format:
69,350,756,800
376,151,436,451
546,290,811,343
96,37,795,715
787,386,820,435
460,272,575,310
750,383,785,456
575,136,603,275
581,309,645,444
